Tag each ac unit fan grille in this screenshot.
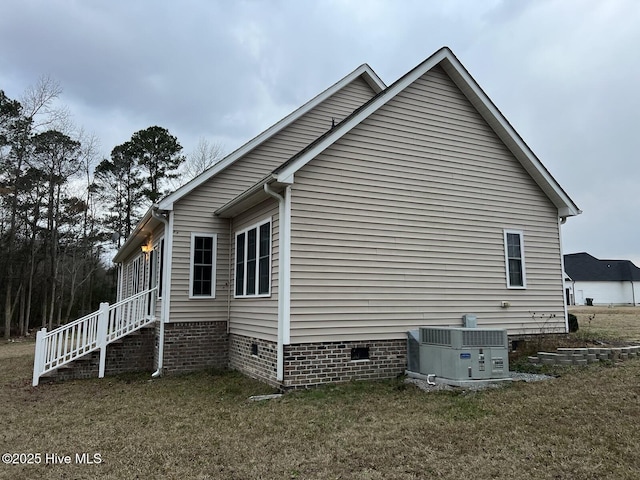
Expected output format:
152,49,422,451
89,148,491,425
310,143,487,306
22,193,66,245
420,328,451,346
462,330,505,347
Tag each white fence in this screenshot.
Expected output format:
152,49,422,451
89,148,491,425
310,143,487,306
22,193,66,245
32,287,157,386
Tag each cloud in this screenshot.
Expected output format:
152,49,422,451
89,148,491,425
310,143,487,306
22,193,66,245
1,0,638,263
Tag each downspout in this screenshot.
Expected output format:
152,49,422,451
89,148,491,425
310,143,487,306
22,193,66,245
117,263,124,302
151,206,170,378
263,183,291,383
558,216,569,331
227,219,232,333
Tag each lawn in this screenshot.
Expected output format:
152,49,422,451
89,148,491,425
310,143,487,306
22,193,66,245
2,310,640,479
570,306,640,341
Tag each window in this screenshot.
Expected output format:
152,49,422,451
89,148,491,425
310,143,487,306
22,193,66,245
190,233,217,298
351,347,370,361
504,230,526,288
235,219,271,297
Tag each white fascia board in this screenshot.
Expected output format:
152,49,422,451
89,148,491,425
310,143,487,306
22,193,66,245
277,47,580,218
157,65,385,211
215,173,294,218
439,56,581,218
276,48,451,182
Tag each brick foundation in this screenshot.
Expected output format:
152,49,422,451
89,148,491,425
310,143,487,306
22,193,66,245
42,325,155,382
284,339,407,388
160,321,228,374
42,326,408,388
229,334,279,387
229,336,407,389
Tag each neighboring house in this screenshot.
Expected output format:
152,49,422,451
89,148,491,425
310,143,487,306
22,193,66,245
564,252,640,306
33,47,581,388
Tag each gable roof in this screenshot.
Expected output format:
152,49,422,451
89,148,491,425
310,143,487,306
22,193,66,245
156,64,385,211
271,46,580,218
564,252,640,282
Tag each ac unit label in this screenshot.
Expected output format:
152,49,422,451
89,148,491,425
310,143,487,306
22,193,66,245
460,353,471,359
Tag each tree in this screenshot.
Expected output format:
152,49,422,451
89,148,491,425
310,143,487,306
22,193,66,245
181,137,224,182
128,126,185,203
94,142,145,246
1,81,114,339
0,91,31,339
30,130,81,329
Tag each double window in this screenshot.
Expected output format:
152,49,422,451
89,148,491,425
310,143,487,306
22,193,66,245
235,219,271,297
190,233,217,298
504,230,526,288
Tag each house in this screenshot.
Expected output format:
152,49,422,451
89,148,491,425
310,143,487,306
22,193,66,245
564,252,640,306
33,47,581,388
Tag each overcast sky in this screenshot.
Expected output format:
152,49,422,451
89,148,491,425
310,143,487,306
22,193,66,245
1,0,638,265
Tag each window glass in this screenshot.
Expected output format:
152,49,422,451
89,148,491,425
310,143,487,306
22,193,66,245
235,233,245,296
235,220,271,297
505,231,525,288
192,235,215,297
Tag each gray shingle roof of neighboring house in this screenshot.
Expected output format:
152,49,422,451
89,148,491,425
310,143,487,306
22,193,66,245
564,252,640,282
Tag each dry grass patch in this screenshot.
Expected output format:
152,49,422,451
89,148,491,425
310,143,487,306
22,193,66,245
570,306,640,342
3,311,640,479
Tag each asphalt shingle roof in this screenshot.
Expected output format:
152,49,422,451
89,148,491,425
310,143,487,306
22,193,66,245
564,252,640,282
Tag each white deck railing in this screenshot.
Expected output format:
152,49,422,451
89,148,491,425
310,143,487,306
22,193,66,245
32,287,157,386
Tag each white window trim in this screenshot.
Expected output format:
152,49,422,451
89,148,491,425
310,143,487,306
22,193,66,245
189,232,217,299
503,229,527,289
234,217,272,299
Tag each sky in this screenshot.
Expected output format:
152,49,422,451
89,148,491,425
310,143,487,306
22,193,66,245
1,0,638,266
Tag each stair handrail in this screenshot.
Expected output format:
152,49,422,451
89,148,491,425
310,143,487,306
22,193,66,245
32,287,158,386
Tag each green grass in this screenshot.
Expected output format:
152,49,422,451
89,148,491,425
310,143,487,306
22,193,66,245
3,310,640,479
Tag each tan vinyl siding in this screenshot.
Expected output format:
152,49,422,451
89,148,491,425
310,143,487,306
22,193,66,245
289,65,566,343
169,75,378,325
229,198,279,341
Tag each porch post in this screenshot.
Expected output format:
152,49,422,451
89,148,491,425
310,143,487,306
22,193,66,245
32,327,47,387
97,302,109,378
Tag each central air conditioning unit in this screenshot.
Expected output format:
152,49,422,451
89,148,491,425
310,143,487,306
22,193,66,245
415,327,510,381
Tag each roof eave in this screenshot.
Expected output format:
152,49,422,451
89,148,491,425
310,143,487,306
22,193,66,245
112,208,159,263
214,174,293,218
275,47,581,219
157,64,385,212
438,55,581,218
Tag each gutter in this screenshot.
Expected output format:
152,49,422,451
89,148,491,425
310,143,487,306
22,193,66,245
150,206,170,378
263,183,292,383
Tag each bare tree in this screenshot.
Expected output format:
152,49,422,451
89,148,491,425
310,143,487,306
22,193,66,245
20,75,70,131
178,137,224,185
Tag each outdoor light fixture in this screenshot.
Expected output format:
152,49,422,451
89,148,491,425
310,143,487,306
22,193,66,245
141,244,152,254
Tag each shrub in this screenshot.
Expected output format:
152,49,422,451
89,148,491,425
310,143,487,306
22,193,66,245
568,313,579,332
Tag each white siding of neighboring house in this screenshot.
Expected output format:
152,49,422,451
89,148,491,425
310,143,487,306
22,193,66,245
167,76,378,332
229,198,279,341
288,65,567,343
572,281,638,306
